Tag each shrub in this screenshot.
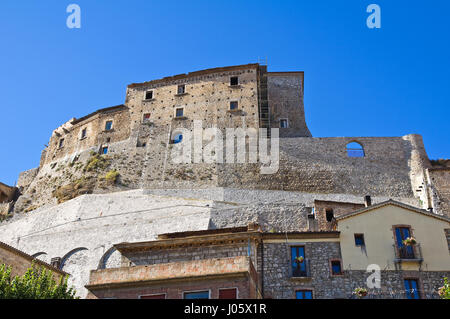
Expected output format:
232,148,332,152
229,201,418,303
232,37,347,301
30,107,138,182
104,170,120,183
438,277,450,299
84,153,110,172
0,263,77,299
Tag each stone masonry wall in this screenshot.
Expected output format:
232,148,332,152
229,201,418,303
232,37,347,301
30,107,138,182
267,72,311,137
428,169,450,217
262,242,449,299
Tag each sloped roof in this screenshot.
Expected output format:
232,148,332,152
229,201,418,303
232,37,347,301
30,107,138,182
0,241,68,276
336,199,450,223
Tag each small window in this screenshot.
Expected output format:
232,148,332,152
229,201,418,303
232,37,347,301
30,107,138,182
347,142,365,157
404,279,420,299
280,119,288,128
175,108,184,117
102,147,108,154
145,90,153,100
296,290,313,299
58,138,64,148
230,76,239,86
354,234,365,246
143,113,151,122
105,121,113,131
230,101,238,110
331,260,342,275
218,288,237,299
177,84,185,95
183,291,209,299
326,209,334,222
81,128,87,139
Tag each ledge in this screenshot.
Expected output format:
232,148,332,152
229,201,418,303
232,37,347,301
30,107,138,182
227,109,243,114
228,85,241,89
289,276,312,282
86,256,252,290
174,92,188,97
142,99,155,102
173,116,188,120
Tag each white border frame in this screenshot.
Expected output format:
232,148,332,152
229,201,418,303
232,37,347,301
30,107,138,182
144,90,154,100
280,118,289,128
174,106,185,117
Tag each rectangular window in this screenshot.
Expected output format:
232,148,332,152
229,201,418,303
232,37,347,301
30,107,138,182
102,147,108,155
143,113,151,122
280,119,288,128
58,138,64,148
140,294,165,299
81,128,87,139
175,108,184,117
326,209,334,222
105,121,113,131
230,101,238,110
296,290,313,299
395,226,415,259
404,279,420,299
177,84,185,95
145,90,153,100
291,246,307,277
230,76,239,86
354,234,365,246
218,288,237,299
183,291,210,299
331,260,342,275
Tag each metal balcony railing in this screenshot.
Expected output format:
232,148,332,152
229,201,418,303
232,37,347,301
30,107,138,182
393,244,423,261
291,258,311,278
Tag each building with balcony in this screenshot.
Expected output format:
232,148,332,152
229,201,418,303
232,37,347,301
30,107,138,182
85,200,450,299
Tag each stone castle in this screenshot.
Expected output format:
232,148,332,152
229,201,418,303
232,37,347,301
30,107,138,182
0,63,449,298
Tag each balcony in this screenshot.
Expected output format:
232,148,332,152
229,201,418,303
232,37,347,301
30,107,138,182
290,258,311,280
393,244,423,262
86,256,255,290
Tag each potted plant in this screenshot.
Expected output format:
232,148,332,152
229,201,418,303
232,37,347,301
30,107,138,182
402,237,417,246
353,287,368,298
294,256,304,264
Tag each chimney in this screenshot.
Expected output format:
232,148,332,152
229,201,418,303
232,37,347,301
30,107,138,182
364,195,372,207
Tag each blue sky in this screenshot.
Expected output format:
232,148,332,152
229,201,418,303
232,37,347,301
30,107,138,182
0,0,449,185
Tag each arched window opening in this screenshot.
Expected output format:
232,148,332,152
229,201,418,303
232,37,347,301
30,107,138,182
172,133,183,144
346,142,365,157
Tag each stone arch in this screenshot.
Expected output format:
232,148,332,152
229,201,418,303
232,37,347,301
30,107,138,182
97,246,121,269
31,252,50,264
60,247,88,269
346,141,365,157
60,247,90,298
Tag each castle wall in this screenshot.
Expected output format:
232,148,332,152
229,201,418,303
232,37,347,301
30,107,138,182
42,105,130,166
11,133,428,214
267,72,311,137
427,168,450,217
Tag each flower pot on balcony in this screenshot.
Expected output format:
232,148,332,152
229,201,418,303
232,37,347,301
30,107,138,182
402,237,417,246
353,287,368,298
294,256,304,264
